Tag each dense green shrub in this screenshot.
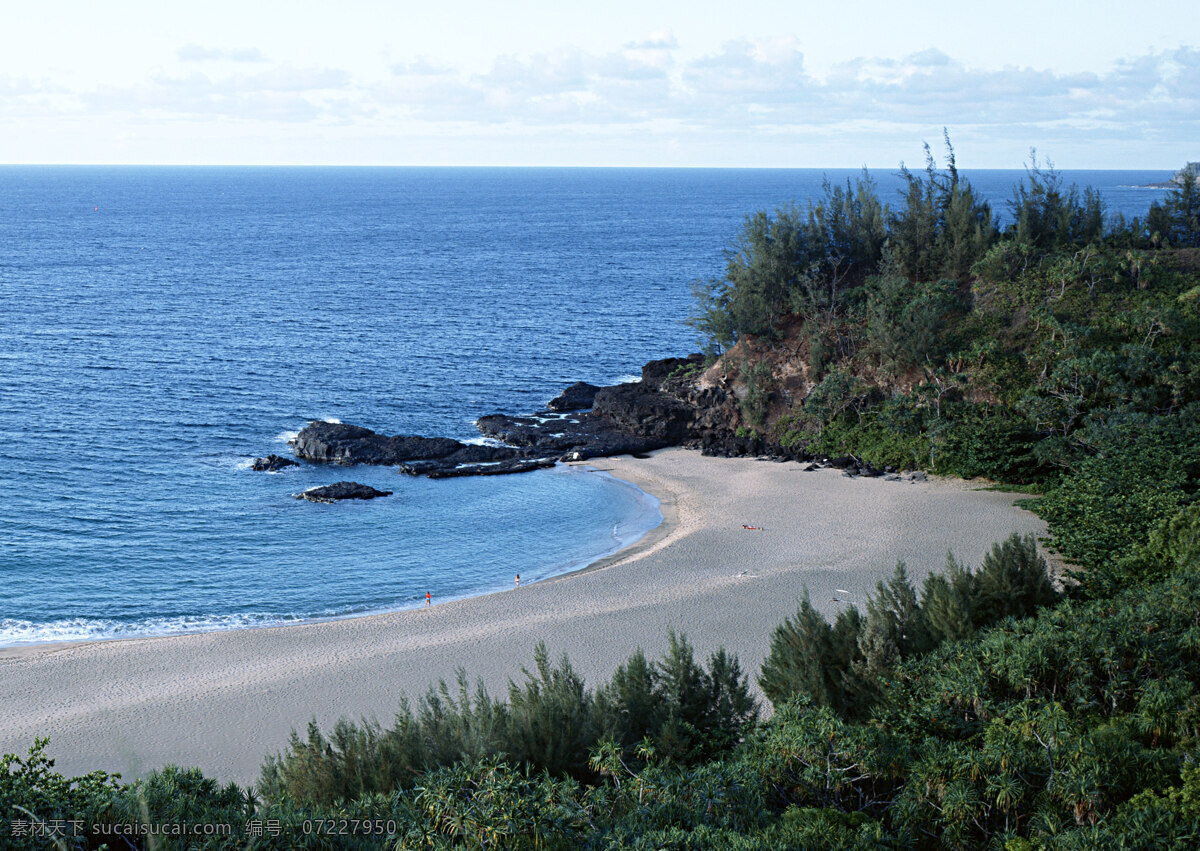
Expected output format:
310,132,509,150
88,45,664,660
1031,408,1200,588
260,635,756,810
759,534,1059,716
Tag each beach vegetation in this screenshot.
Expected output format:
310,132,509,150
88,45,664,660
738,359,774,428
759,533,1058,716
1147,162,1200,247
256,633,755,810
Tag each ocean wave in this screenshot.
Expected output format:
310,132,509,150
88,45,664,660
0,613,307,647
275,417,339,444
463,436,506,446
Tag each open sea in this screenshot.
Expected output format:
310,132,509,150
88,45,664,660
0,166,1173,646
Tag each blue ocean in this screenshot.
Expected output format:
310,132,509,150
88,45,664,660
0,167,1173,646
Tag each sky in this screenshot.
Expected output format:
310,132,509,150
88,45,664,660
1,1,1196,168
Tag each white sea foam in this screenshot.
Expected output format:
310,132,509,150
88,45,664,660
464,436,507,447
275,429,301,444
0,613,307,648
617,374,641,384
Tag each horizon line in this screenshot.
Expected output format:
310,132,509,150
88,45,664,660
0,162,1178,172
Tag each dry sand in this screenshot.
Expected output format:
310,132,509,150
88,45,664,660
0,448,1044,785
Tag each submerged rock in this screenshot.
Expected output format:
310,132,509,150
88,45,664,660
297,481,393,503
250,454,299,471
400,457,557,478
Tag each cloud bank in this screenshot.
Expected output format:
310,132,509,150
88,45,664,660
2,37,1196,166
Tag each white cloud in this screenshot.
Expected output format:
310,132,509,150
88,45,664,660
79,66,360,123
177,44,266,63
4,33,1198,166
623,31,678,51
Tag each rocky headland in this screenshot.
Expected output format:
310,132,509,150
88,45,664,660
281,352,912,480
1143,161,1199,189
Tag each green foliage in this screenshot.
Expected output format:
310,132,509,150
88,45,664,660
688,173,886,350
688,276,736,355
502,644,599,779
933,410,1044,482
888,133,997,282
598,631,758,764
1148,166,1200,248
758,592,865,717
738,563,1200,847
802,369,871,432
922,554,976,645
1,738,124,850
972,533,1061,625
260,636,756,810
865,271,959,377
1009,152,1106,250
759,535,1059,719
1148,502,1200,572
738,358,774,428
1031,409,1199,582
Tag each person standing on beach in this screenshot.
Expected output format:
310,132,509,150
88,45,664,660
515,573,520,589
425,591,431,608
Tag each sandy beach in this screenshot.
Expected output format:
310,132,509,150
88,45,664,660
0,448,1044,785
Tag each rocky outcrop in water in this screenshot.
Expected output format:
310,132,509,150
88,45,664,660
297,481,393,503
474,411,667,458
547,382,602,411
291,422,465,465
282,353,760,477
400,457,558,478
283,351,912,479
250,454,299,471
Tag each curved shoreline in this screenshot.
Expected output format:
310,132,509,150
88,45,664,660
0,448,1045,784
0,463,664,650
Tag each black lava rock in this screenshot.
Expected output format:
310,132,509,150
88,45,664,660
547,382,602,411
250,454,299,471
291,421,464,465
297,481,393,503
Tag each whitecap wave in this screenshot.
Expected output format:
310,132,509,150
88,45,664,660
0,613,307,647
275,429,301,444
617,374,641,384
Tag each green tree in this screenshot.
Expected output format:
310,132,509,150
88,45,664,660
888,132,996,282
